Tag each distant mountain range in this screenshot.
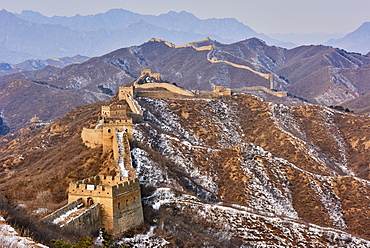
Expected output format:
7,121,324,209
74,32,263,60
269,32,345,48
1,38,370,131
0,9,278,63
0,54,89,75
1,8,370,64
326,22,370,54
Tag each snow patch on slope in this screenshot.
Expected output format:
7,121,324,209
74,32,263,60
0,216,48,248
238,143,298,219
143,188,370,247
117,226,170,248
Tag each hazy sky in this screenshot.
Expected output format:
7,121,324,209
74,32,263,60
2,0,369,34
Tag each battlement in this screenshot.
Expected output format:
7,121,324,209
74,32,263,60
69,175,140,198
101,105,126,111
103,119,132,125
141,69,152,75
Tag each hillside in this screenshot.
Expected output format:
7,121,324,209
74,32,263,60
1,38,370,133
1,91,370,246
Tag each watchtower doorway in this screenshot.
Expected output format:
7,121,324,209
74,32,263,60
87,197,94,207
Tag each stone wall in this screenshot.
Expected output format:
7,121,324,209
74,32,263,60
118,88,143,115
236,86,288,97
64,204,100,234
136,91,197,99
42,198,83,223
119,87,135,100
81,128,103,148
208,56,271,80
135,83,194,96
113,191,144,236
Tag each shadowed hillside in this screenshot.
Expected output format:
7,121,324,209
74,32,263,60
2,91,370,246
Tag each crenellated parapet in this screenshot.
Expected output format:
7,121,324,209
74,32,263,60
69,175,140,199
103,118,132,125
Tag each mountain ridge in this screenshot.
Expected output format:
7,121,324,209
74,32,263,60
1,38,370,132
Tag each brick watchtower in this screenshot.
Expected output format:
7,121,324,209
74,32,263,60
68,175,144,236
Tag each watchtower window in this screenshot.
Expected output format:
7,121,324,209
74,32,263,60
108,129,111,133
118,203,121,209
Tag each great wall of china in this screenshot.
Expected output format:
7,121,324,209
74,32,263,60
43,66,288,236
43,92,143,236
148,38,287,98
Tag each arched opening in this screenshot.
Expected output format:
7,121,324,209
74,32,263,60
87,197,94,206
107,129,111,133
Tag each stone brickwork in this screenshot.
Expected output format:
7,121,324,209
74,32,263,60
43,198,83,223
118,87,143,115
135,83,195,96
42,199,101,234
80,129,103,148
101,105,127,118
64,204,100,234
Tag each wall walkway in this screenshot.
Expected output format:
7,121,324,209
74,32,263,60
135,83,195,97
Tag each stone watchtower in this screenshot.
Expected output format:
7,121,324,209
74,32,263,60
141,69,161,81
68,175,144,236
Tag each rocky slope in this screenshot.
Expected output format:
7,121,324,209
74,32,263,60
1,92,370,246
